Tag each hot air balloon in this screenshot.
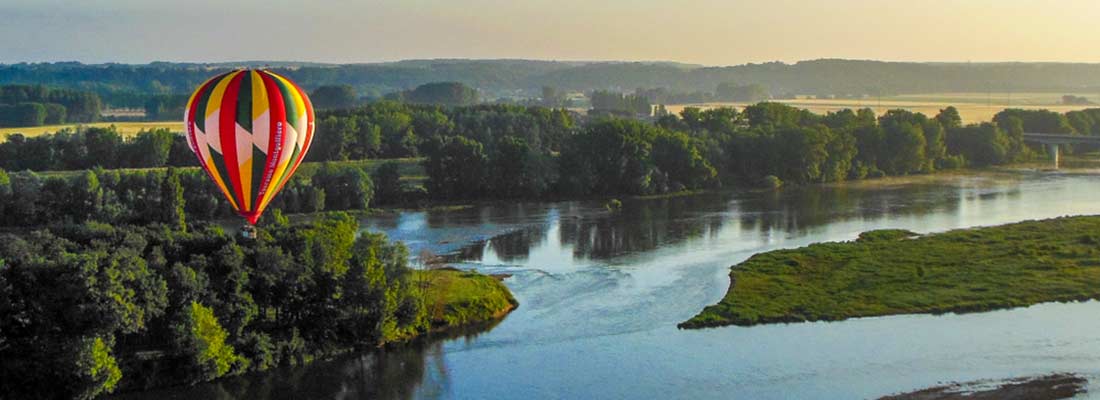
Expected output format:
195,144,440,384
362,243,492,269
184,69,315,227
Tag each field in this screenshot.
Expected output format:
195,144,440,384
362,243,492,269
665,92,1100,124
0,121,183,139
680,216,1100,329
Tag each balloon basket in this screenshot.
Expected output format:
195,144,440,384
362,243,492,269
239,224,258,240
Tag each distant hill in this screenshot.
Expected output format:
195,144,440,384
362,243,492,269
3,59,1100,106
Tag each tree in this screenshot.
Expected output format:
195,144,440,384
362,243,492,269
489,136,554,198
160,168,187,231
0,103,46,127
401,82,479,106
371,161,404,205
172,301,245,382
935,106,962,129
879,110,927,175
83,127,124,169
309,85,358,110
125,129,175,168
0,169,9,218
70,171,104,222
312,163,373,210
946,123,1010,166
422,135,489,199
651,131,716,190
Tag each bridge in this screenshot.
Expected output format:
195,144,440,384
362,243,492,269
1022,133,1100,168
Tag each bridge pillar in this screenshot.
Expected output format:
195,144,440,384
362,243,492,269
1047,143,1060,169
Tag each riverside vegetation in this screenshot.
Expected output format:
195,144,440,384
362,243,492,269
681,216,1100,328
0,213,516,399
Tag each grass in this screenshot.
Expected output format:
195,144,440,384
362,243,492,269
0,121,182,139
665,92,1100,124
680,215,1100,329
420,268,518,329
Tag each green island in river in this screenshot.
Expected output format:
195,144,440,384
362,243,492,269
680,215,1100,329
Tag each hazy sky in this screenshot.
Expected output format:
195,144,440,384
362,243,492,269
2,0,1097,65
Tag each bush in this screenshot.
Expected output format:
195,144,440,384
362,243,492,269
857,229,919,242
760,175,783,189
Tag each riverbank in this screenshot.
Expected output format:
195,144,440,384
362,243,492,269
878,374,1086,400
680,215,1100,328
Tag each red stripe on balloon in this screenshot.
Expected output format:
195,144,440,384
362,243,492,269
218,71,246,212
254,71,288,219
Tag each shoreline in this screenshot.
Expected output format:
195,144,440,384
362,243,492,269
878,373,1086,400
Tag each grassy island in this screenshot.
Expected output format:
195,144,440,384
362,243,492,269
681,216,1100,329
423,268,518,330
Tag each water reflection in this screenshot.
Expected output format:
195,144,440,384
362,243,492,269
456,174,1029,265
110,320,503,400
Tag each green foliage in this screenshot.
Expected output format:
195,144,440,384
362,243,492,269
760,175,783,189
312,162,374,211
946,123,1009,166
0,84,99,126
396,82,479,106
310,85,359,110
681,216,1100,328
0,102,46,127
370,161,405,205
73,336,122,399
422,135,489,199
0,214,515,395
174,301,245,381
935,106,962,129
604,198,623,212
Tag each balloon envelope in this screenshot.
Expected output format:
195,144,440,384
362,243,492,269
183,70,315,224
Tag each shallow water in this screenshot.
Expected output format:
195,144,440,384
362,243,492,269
118,169,1100,399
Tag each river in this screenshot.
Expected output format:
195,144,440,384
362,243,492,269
116,169,1100,399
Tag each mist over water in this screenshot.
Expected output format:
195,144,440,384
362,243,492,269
116,169,1100,399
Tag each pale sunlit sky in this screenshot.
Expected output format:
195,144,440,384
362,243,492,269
1,0,1097,65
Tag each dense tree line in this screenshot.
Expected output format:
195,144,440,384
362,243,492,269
0,127,191,171
308,101,574,162
3,102,1093,206
0,103,575,176
0,84,101,127
0,213,425,399
0,162,373,227
417,102,1056,201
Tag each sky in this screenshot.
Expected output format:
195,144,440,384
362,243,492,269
1,0,1098,66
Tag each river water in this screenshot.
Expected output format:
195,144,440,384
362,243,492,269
118,169,1100,399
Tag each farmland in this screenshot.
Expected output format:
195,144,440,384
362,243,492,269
0,121,182,139
665,92,1100,124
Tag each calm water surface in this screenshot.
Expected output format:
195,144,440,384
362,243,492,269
118,170,1100,399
